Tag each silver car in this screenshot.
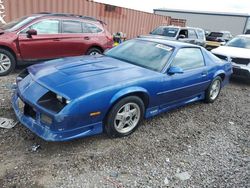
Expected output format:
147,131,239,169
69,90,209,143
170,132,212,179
212,35,250,79
142,26,206,47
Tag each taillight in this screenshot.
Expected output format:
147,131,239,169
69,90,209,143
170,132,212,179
106,32,113,41
106,34,114,47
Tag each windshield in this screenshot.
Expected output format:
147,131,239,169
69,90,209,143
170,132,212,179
0,16,38,31
226,37,250,49
151,26,178,37
208,32,223,37
105,39,173,72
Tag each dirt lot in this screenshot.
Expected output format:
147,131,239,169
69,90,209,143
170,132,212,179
0,69,249,188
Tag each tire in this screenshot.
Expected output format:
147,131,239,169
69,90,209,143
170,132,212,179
205,76,222,103
86,47,102,55
105,96,145,138
0,48,16,76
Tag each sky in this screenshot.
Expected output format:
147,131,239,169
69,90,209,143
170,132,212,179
94,0,250,14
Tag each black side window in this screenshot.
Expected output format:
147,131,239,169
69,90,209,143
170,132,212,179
179,29,188,38
82,23,102,33
188,29,198,39
171,48,205,71
62,21,82,33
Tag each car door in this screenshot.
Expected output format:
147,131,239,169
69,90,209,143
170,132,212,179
158,47,210,109
179,29,198,45
57,20,89,57
82,22,105,54
188,29,199,44
18,19,63,60
195,29,206,47
58,21,104,56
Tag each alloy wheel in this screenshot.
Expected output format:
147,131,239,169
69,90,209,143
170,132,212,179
114,102,141,134
89,51,100,55
210,80,221,100
0,53,11,74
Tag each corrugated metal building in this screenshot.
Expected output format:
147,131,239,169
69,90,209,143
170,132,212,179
0,0,186,38
154,8,250,35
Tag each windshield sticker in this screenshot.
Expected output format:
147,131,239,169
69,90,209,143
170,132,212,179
155,44,173,51
168,30,176,33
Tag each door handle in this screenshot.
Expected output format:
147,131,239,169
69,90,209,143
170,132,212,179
53,38,61,41
201,71,208,77
84,36,90,40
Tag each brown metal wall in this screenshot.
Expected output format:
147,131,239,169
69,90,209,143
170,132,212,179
2,0,185,38
170,18,186,27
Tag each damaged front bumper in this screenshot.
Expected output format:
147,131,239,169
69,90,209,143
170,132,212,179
232,63,250,79
11,75,103,141
12,91,103,141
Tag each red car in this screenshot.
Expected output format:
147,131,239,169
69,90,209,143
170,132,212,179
0,13,113,76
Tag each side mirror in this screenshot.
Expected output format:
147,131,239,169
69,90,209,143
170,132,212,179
177,34,185,39
149,31,152,34
26,29,37,38
168,66,184,75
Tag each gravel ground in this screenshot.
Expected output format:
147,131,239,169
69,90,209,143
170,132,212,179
0,68,249,188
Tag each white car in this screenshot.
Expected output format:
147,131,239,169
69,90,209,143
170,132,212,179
212,35,250,79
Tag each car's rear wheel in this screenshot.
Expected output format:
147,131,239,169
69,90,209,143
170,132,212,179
0,49,16,76
86,47,102,55
205,76,222,103
105,96,145,138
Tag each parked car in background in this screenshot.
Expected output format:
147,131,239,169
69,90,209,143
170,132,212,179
0,13,113,76
205,30,211,37
206,31,233,50
12,38,232,141
245,30,250,34
212,35,250,79
140,26,206,47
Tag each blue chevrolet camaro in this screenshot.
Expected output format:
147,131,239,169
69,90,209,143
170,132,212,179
12,38,232,141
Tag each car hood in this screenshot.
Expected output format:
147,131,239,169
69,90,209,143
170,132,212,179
212,46,250,59
139,34,175,40
0,30,17,40
28,55,158,99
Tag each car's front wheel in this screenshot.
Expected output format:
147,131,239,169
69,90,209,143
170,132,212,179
205,76,222,103
105,96,145,138
86,47,102,55
0,49,16,76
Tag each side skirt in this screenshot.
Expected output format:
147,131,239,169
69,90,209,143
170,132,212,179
145,92,205,119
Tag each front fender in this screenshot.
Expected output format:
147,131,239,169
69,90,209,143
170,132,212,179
110,86,149,105
0,35,20,60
